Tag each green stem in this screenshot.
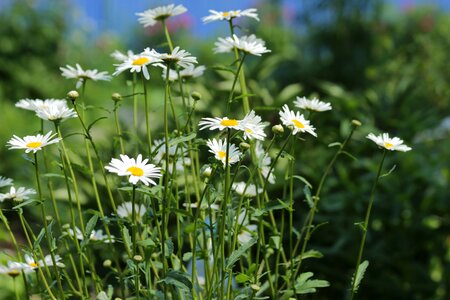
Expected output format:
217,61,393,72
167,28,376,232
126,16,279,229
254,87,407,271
227,53,247,114
142,73,153,155
114,101,125,154
349,150,387,299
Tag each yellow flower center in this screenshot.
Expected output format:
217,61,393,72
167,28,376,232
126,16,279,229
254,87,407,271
29,262,39,268
127,166,144,177
7,270,20,277
218,151,226,159
220,119,238,127
245,128,253,133
132,57,150,66
384,142,393,149
222,12,230,17
26,142,42,149
292,119,305,129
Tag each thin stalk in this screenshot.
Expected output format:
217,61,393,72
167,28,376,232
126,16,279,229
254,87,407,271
226,53,247,114
114,101,125,154
142,73,152,155
349,150,387,299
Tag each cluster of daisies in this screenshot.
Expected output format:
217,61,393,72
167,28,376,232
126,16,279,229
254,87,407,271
0,254,63,277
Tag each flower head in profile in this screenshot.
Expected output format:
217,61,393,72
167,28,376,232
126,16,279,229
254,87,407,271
66,226,114,243
279,105,317,137
236,210,257,245
202,8,259,23
136,4,187,27
199,116,241,131
60,64,111,89
206,139,241,166
158,47,198,68
214,34,270,56
24,254,63,269
113,48,162,80
7,131,61,153
239,110,267,141
35,101,77,122
367,133,412,152
0,186,36,202
255,141,275,184
294,96,332,112
105,154,162,186
15,99,67,112
232,182,262,197
0,176,13,188
111,50,135,62
0,261,33,277
162,65,206,82
117,201,147,223
152,139,191,174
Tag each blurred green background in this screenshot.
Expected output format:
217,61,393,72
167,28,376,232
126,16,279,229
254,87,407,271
0,0,449,299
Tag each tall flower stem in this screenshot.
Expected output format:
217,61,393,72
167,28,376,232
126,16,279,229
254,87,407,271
226,53,247,114
33,153,65,299
133,73,138,134
292,123,358,284
349,150,387,299
113,100,125,154
141,74,152,155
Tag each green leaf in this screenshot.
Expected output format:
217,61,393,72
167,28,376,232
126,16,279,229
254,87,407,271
269,236,281,250
165,239,174,257
299,249,323,260
328,142,342,148
84,215,98,240
295,272,330,294
292,175,313,189
122,227,132,255
159,269,192,292
341,151,358,161
168,133,196,147
34,227,46,249
12,199,39,209
136,238,155,248
87,116,108,132
182,252,192,262
351,260,369,294
226,237,257,271
236,273,251,283
42,173,71,182
303,185,314,208
380,164,396,178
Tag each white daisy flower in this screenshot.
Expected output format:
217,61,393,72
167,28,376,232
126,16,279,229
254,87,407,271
0,176,13,188
202,8,259,23
24,254,63,269
294,96,332,112
239,110,267,141
157,46,198,68
7,131,61,153
199,116,241,131
367,133,412,152
113,48,162,80
183,202,220,210
152,139,191,174
0,261,34,276
105,154,162,186
206,139,241,166
255,141,275,184
232,182,262,197
15,98,67,112
35,101,77,122
60,64,111,89
214,34,271,56
279,105,317,137
111,49,135,62
136,4,187,27
0,186,36,202
117,201,147,223
162,65,206,81
236,210,257,245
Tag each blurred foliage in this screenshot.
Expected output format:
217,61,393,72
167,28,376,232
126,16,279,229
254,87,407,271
0,0,449,299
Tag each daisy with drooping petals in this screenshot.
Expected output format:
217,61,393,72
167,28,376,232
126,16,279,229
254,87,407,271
214,34,271,56
206,139,241,166
111,50,135,62
35,102,77,122
239,110,267,141
0,186,36,202
199,116,241,131
60,64,111,89
236,210,257,245
162,65,206,81
15,99,67,112
279,105,317,137
24,254,63,269
158,46,198,68
105,154,162,186
66,226,114,243
136,4,187,27
0,261,34,276
367,133,412,152
232,182,262,197
117,201,147,223
7,131,61,153
255,141,275,184
294,96,332,112
0,176,13,188
113,48,162,80
202,8,259,23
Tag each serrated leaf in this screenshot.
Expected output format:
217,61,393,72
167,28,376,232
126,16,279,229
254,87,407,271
351,260,369,293
159,269,192,292
295,272,330,294
122,226,132,255
226,237,257,271
165,239,174,257
235,273,251,283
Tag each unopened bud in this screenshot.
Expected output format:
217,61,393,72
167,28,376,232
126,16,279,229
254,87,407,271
272,124,284,135
103,259,112,267
133,255,143,262
202,166,212,178
62,224,71,230
45,215,53,222
239,142,250,151
112,93,122,102
67,90,79,102
191,91,202,101
250,284,261,291
352,119,362,127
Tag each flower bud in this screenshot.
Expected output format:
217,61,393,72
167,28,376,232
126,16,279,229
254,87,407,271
250,284,260,291
112,93,122,102
191,91,202,101
272,124,284,135
352,119,362,127
239,142,250,151
202,166,212,178
103,259,112,268
67,90,79,102
133,255,143,262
